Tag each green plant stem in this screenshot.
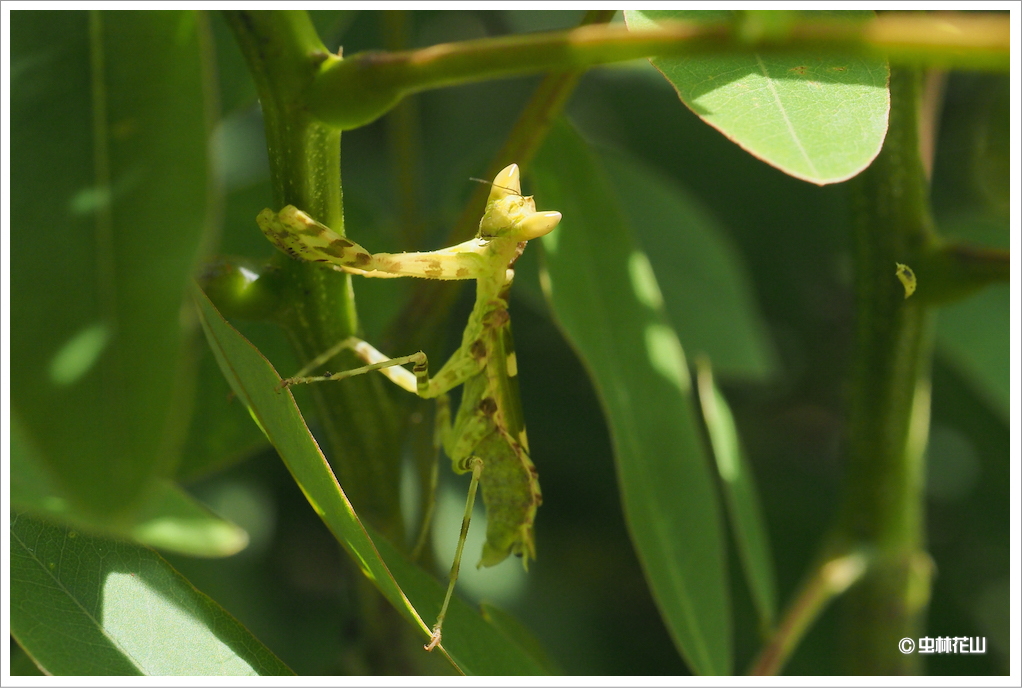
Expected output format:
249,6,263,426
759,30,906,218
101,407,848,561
224,10,404,541
749,549,869,675
916,242,1010,305
834,66,938,674
225,10,421,673
307,13,1009,130
384,9,616,355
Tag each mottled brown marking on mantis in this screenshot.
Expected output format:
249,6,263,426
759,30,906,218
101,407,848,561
469,339,486,360
258,164,561,652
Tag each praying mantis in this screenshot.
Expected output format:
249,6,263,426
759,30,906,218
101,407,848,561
256,164,561,651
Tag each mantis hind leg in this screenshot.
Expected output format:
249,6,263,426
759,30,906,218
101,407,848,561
425,455,483,652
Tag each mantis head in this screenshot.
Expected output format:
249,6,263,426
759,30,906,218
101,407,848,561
479,163,561,242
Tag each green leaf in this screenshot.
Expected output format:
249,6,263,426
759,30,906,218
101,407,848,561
598,149,777,381
10,11,219,517
372,534,549,675
533,119,732,675
192,284,549,674
624,10,890,185
179,257,295,482
176,340,272,482
694,359,778,635
9,640,45,676
10,512,293,676
192,285,426,626
936,284,1009,421
480,602,562,675
12,416,248,558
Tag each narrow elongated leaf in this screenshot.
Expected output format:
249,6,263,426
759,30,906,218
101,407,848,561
936,284,1009,420
624,10,890,184
10,11,218,517
193,285,548,675
371,533,548,675
10,512,293,676
479,602,562,675
695,359,778,636
599,150,777,381
534,120,731,675
176,340,273,482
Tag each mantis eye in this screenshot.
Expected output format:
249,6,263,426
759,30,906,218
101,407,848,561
515,211,561,240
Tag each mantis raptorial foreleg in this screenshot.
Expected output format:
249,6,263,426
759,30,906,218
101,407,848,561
258,164,560,651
